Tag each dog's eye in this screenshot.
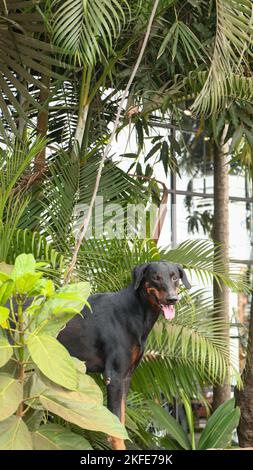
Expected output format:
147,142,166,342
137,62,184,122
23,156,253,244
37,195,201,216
153,275,161,281
172,275,178,281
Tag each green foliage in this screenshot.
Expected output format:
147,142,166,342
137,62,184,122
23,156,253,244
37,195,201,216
149,398,240,450
50,0,128,66
77,237,248,294
191,0,253,115
0,253,127,450
32,423,92,450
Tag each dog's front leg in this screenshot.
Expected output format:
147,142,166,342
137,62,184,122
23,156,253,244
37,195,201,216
106,376,127,450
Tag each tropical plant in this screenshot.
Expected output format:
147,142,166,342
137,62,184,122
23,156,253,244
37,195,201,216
0,253,127,449
0,0,252,449
148,398,240,450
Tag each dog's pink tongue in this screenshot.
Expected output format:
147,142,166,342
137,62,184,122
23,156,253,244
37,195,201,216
162,304,175,320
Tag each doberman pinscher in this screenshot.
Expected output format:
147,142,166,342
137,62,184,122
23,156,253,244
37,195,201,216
58,261,191,450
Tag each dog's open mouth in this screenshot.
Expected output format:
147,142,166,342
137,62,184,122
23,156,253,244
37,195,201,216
146,287,177,320
160,304,175,320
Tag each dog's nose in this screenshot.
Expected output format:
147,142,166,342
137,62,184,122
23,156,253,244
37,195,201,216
166,296,178,304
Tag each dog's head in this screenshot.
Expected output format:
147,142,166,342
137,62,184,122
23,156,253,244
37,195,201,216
132,261,191,320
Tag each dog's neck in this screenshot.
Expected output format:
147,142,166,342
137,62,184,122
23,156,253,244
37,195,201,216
137,287,161,341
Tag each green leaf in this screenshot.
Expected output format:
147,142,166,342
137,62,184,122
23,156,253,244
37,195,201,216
0,330,13,367
0,374,23,421
37,311,80,337
32,423,92,450
0,307,9,326
161,141,169,176
37,282,90,318
23,409,44,432
29,279,55,298
144,142,162,162
14,273,43,296
169,135,181,155
0,263,12,277
148,400,191,450
51,0,126,66
40,393,128,439
27,335,77,390
0,416,33,450
157,22,178,59
12,253,36,279
31,282,90,337
198,398,240,449
37,367,103,407
0,280,14,305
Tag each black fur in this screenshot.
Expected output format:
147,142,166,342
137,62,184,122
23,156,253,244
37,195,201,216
58,261,191,440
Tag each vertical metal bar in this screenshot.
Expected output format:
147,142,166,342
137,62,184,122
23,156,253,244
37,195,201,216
170,126,177,247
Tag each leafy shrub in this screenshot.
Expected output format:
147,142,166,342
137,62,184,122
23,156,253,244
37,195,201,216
0,254,127,449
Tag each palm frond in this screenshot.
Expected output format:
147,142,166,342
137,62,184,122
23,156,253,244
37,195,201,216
40,150,148,251
0,1,71,139
77,237,248,293
8,228,65,281
162,239,248,292
0,194,29,262
0,138,46,204
191,0,253,115
50,0,129,66
77,238,160,291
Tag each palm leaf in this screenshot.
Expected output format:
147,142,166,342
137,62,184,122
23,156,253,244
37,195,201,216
0,1,71,139
50,0,128,66
77,237,248,294
8,228,65,281
191,0,253,115
0,138,46,206
162,239,248,292
39,150,148,251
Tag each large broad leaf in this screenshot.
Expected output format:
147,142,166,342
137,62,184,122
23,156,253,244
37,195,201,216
23,409,44,432
0,306,9,326
40,393,128,439
0,374,23,421
11,253,36,278
37,366,103,406
32,423,92,450
148,400,191,450
32,282,90,336
0,329,13,367
27,334,77,390
14,273,43,296
25,360,103,412
0,280,14,306
0,416,33,450
198,398,240,449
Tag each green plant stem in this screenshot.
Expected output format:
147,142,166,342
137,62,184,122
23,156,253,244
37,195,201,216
16,300,25,418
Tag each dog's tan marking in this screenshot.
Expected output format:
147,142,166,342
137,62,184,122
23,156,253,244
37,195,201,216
130,344,141,368
108,436,126,450
120,396,126,426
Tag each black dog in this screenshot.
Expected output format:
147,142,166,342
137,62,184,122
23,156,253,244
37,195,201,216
58,261,191,449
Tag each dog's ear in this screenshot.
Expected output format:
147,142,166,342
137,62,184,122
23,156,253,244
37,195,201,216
177,265,191,289
132,263,149,290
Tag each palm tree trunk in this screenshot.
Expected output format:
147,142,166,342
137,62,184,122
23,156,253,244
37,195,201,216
235,294,253,446
212,129,231,410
